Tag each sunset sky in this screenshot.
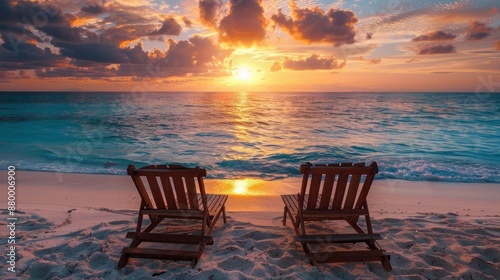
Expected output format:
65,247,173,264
0,0,499,92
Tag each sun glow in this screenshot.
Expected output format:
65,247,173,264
233,180,249,195
235,66,252,81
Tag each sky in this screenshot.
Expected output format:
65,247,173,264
0,0,499,92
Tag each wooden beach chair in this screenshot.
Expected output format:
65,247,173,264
281,162,392,271
118,164,228,268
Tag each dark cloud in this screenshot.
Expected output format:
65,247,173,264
495,40,500,51
55,41,149,64
199,0,222,27
219,0,267,47
148,17,182,36
417,44,456,55
282,54,346,70
269,61,282,72
35,36,232,78
0,0,99,45
81,4,107,15
271,1,358,46
41,25,98,43
0,0,231,80
366,32,373,40
0,40,62,70
467,22,491,40
412,31,456,42
36,66,117,78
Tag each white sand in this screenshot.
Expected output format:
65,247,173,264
0,171,499,279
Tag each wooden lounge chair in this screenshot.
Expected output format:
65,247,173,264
281,162,392,271
118,164,228,268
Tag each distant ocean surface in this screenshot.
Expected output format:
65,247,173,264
1,92,499,183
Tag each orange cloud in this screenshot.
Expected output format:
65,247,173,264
269,61,281,72
271,1,357,46
495,40,500,51
280,54,346,70
353,56,381,64
218,0,267,47
467,22,491,40
412,31,456,42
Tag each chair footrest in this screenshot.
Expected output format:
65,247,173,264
296,233,382,244
121,247,199,261
307,250,389,263
126,232,214,245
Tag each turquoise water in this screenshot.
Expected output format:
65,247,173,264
0,92,499,182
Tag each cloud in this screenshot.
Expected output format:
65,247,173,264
412,31,456,42
81,4,107,15
495,40,500,51
281,54,346,70
467,22,491,40
55,42,143,64
0,0,233,79
0,40,62,70
148,17,182,36
353,56,381,64
36,66,118,78
38,36,232,78
269,61,281,72
271,1,358,46
417,44,456,55
218,0,267,47
182,16,193,28
199,0,222,27
0,0,95,44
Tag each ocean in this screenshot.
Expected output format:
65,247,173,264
1,92,499,182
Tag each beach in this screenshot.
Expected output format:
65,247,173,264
1,171,499,279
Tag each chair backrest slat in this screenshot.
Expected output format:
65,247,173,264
354,162,378,208
307,173,323,209
146,175,166,209
319,173,336,209
172,175,189,209
160,174,177,210
130,173,154,209
343,173,362,210
332,173,349,210
185,176,200,210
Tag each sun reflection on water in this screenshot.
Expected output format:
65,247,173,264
228,179,269,195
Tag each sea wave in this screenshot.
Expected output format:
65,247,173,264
1,91,499,183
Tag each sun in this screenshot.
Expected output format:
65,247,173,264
236,66,252,81
233,180,248,195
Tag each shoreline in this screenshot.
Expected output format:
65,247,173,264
0,171,499,279
2,170,498,216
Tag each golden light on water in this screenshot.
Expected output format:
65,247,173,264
229,179,268,195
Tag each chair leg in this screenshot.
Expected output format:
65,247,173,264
222,205,227,224
382,255,392,271
283,206,287,225
117,253,130,268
